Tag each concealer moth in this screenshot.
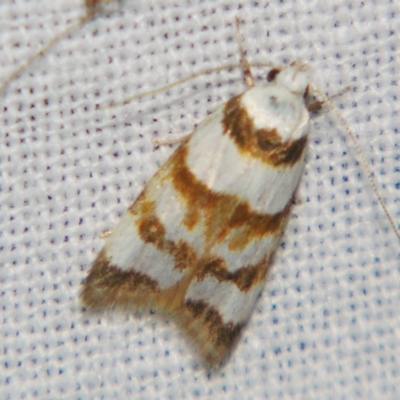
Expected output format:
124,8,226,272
80,21,399,368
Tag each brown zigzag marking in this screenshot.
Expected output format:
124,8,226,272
134,199,197,272
197,256,269,292
81,249,159,309
168,144,292,250
184,299,244,367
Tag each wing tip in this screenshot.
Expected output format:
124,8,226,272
174,299,245,369
80,249,159,311
80,252,245,368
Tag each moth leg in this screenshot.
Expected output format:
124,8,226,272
152,132,192,146
99,229,113,239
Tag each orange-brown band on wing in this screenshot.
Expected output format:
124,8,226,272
131,198,197,272
221,200,292,251
123,149,290,294
81,249,160,310
197,257,268,292
181,299,244,367
169,144,240,234
223,94,308,166
167,144,293,250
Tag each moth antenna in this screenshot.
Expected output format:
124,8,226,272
98,61,280,110
310,83,400,240
99,16,279,110
98,63,245,109
0,1,112,98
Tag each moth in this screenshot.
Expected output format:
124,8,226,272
80,36,317,367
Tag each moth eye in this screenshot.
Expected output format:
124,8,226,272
267,68,281,82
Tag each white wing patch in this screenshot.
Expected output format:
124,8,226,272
105,213,184,290
185,277,265,324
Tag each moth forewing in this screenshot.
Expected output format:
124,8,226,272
80,59,318,368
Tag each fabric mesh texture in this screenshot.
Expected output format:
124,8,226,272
1,0,399,399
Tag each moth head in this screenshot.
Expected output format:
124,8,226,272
267,61,311,97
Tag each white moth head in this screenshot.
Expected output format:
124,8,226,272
240,61,311,142
269,61,311,96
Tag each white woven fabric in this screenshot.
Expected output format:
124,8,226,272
1,0,399,398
